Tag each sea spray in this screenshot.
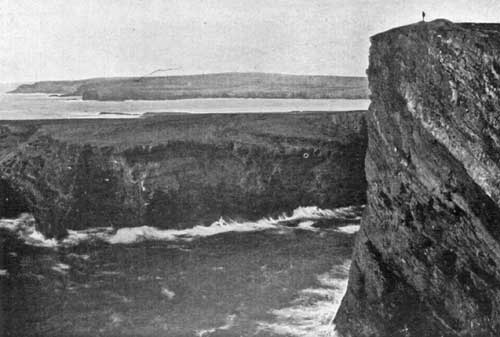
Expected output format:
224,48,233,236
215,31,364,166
1,207,358,337
258,261,351,337
0,205,363,248
0,213,58,248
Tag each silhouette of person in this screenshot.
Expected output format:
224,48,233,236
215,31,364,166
422,11,426,21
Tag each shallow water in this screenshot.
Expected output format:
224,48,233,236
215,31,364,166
0,206,360,337
0,92,369,120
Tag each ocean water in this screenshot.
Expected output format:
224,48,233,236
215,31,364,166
0,206,362,337
0,92,369,120
0,87,363,336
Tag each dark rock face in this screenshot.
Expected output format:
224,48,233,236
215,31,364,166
0,112,366,238
0,179,29,218
335,20,500,336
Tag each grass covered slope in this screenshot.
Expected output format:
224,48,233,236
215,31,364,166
10,72,369,100
9,77,129,96
0,111,367,237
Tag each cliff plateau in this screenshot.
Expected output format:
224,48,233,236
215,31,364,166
9,73,369,101
0,112,366,238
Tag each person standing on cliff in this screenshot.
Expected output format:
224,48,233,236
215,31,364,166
422,11,426,21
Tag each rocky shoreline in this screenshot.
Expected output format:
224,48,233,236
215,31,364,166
0,111,367,238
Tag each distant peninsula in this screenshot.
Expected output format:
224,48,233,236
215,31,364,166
9,72,369,101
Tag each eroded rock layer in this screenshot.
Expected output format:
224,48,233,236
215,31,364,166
0,112,366,237
335,20,500,337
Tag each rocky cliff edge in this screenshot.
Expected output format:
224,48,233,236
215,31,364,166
335,20,500,337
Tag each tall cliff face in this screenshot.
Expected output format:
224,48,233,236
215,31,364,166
335,20,500,336
0,112,366,238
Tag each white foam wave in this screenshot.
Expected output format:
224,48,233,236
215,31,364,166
62,227,115,246
107,218,278,244
288,206,362,221
106,205,360,244
197,328,217,337
196,314,236,337
297,221,318,231
0,214,58,248
51,263,70,274
335,224,360,234
161,287,176,300
258,261,351,337
0,205,363,247
67,253,91,260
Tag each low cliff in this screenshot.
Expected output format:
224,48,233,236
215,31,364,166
9,72,369,100
0,112,366,238
9,77,127,95
335,20,500,336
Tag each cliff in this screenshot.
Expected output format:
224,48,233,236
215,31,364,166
9,77,128,95
0,112,367,238
9,72,369,100
335,20,500,336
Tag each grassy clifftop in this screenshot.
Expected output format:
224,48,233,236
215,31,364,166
10,72,369,101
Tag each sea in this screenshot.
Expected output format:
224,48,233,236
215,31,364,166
0,207,361,337
0,87,365,337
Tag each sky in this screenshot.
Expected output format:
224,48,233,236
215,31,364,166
1,0,499,83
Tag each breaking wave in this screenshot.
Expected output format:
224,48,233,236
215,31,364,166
335,224,360,234
0,214,59,248
258,261,351,337
0,205,362,248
